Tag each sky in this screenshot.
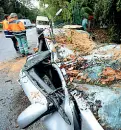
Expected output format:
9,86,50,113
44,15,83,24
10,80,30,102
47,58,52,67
31,0,39,8
31,0,49,9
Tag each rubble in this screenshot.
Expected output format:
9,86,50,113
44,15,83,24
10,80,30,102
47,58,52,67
72,84,121,130
58,54,121,86
63,25,82,29
54,29,95,56
22,28,121,129
91,44,121,61
51,42,121,86
49,35,121,129
66,30,95,55
100,67,121,84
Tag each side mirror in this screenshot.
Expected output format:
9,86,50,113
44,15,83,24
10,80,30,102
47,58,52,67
17,103,48,129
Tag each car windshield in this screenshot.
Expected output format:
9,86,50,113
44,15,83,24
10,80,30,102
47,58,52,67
37,21,49,25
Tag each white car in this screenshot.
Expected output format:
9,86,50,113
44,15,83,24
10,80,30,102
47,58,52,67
36,16,50,34
19,19,32,28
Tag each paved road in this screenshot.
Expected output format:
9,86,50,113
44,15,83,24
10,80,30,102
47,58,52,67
0,27,63,130
0,28,38,62
0,28,46,130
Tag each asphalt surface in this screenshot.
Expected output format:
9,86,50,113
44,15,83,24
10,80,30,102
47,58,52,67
0,28,38,62
0,28,46,130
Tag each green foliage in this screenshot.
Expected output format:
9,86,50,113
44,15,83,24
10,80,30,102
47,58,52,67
62,1,72,23
94,0,121,42
39,0,121,42
117,0,121,11
39,0,63,21
0,0,120,42
0,7,4,20
39,0,93,24
0,0,40,21
0,24,2,29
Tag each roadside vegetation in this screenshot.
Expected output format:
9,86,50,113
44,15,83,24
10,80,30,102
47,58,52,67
0,0,40,22
40,0,121,42
0,24,2,30
0,0,121,42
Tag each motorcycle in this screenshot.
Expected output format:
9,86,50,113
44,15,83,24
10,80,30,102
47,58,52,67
17,9,104,130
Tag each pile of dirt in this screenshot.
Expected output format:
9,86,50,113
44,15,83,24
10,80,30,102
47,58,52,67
55,35,70,44
55,29,96,55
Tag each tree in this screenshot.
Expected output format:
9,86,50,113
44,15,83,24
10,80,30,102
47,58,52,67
0,7,4,20
0,0,40,21
39,0,93,24
71,0,93,24
39,0,63,20
94,0,121,42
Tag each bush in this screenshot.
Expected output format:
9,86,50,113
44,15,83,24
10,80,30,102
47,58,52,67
0,24,2,29
108,25,121,43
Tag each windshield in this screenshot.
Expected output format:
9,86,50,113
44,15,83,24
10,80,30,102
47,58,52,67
37,21,49,25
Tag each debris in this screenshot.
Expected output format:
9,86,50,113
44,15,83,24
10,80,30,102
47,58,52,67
66,70,79,76
59,51,121,86
5,80,12,83
15,124,19,128
33,47,39,53
70,77,74,82
63,25,82,29
73,84,121,130
66,30,95,55
0,99,3,101
54,29,95,56
100,67,121,84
